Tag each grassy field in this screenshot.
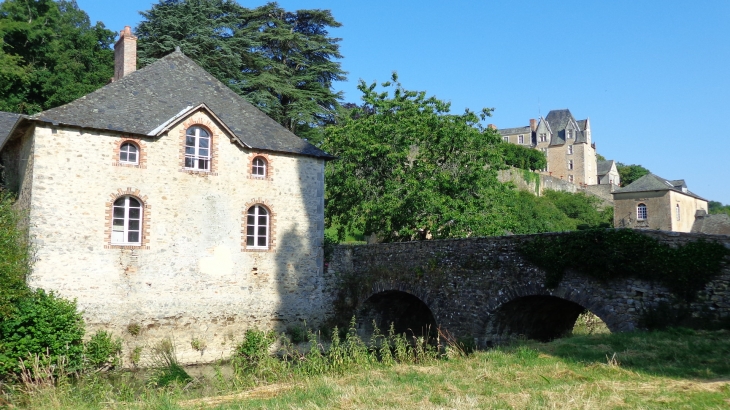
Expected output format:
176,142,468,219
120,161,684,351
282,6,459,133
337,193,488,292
7,327,730,409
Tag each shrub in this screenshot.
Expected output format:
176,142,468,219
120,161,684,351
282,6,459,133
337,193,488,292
83,330,122,370
232,328,276,373
0,289,85,376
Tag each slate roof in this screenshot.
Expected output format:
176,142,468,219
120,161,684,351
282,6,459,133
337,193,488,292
26,50,333,159
0,111,23,148
544,109,588,146
596,160,615,176
497,126,531,136
691,212,730,236
613,173,707,201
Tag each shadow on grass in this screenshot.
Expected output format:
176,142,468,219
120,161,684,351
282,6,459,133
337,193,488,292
515,328,730,380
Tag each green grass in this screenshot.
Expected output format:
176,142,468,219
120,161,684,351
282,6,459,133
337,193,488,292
8,329,730,409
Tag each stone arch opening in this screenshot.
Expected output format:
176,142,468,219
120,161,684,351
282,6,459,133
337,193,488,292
357,291,437,339
488,295,609,342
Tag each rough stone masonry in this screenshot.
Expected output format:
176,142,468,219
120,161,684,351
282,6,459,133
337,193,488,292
328,231,730,347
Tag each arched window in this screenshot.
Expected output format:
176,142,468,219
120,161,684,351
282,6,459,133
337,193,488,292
119,142,139,165
637,203,647,221
246,205,269,248
112,196,143,245
252,156,267,177
184,126,211,171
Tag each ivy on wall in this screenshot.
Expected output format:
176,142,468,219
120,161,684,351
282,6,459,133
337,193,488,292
518,229,730,301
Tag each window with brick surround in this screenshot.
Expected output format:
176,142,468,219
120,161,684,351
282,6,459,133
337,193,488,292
637,203,647,220
112,196,143,245
184,126,211,171
252,156,267,177
246,205,270,249
119,142,139,165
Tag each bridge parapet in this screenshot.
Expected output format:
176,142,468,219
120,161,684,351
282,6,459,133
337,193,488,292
328,230,730,346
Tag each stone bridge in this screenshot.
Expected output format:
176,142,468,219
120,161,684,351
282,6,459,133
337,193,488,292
327,231,730,347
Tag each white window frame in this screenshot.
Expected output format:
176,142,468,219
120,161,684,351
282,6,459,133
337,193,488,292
252,156,267,177
503,136,509,142
246,205,270,249
518,135,524,144
568,159,574,170
539,133,547,142
184,126,211,171
568,175,574,183
112,196,143,245
119,142,139,165
637,203,647,221
567,145,573,155
567,129,573,139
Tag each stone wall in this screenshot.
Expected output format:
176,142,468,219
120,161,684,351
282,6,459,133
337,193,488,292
328,231,730,347
497,168,577,196
18,110,330,365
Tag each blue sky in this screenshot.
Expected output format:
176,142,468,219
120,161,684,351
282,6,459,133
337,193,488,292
76,0,730,204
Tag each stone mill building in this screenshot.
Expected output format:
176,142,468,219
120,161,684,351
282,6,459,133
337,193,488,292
0,27,333,363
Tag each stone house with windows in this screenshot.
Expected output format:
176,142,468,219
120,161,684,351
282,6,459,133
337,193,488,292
596,160,620,186
498,109,606,187
0,27,333,364
612,173,708,232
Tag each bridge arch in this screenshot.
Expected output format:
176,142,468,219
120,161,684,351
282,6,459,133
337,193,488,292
481,284,625,344
356,282,439,339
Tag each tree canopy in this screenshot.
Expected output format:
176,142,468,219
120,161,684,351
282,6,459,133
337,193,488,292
0,0,115,114
616,162,650,186
709,201,730,217
136,0,345,136
321,75,609,242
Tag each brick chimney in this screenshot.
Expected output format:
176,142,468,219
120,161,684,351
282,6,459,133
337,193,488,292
529,118,537,131
487,124,497,130
114,26,137,81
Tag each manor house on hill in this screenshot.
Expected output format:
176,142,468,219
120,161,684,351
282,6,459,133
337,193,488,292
497,109,620,187
0,27,333,364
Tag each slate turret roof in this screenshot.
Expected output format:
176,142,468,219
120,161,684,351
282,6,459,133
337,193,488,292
544,109,588,146
613,173,707,201
7,50,333,159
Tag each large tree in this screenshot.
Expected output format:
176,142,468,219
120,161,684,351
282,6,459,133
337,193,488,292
616,162,650,186
322,75,580,242
0,0,115,114
136,0,346,136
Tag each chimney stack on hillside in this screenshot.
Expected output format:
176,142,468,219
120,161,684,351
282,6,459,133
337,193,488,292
529,118,537,131
113,26,137,81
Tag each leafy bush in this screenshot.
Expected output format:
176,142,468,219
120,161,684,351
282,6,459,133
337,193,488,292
500,142,547,171
232,328,277,373
0,289,85,376
83,330,122,370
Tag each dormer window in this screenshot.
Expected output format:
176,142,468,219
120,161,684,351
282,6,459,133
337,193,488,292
119,142,139,165
184,126,211,171
567,129,573,139
539,133,547,142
